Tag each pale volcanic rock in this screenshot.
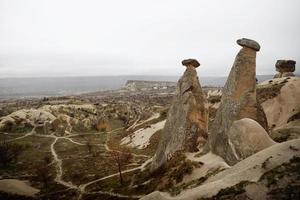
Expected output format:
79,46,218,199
226,118,275,162
141,139,300,200
208,38,268,165
260,77,300,129
0,109,55,132
150,59,208,171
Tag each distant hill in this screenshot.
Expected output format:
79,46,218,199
0,75,274,100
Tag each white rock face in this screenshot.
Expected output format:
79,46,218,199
227,118,276,162
42,104,97,115
0,109,56,131
121,120,166,149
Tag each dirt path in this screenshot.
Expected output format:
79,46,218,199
8,129,35,142
50,137,78,189
22,129,151,199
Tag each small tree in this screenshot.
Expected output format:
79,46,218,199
108,148,133,185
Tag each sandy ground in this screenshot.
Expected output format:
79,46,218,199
121,120,166,149
0,179,40,197
141,138,300,200
127,113,161,131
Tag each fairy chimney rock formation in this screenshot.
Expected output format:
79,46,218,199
274,60,296,78
208,38,269,165
151,59,208,172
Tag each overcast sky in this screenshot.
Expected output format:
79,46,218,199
0,0,299,77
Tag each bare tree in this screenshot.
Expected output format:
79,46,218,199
108,148,133,185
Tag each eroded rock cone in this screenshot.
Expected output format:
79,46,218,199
151,59,208,172
274,60,296,78
208,38,268,165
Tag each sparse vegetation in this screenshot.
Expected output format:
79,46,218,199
108,147,133,185
0,139,28,167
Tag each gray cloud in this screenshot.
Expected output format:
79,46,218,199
0,0,299,77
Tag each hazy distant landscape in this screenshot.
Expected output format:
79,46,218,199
0,75,274,100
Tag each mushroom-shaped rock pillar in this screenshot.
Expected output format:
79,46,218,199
208,38,269,165
150,58,208,172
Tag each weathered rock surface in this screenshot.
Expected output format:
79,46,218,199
208,38,268,165
226,118,275,162
151,59,208,171
0,104,101,135
181,58,200,68
0,109,55,132
271,119,300,142
274,59,296,78
259,77,300,129
276,60,296,72
141,139,300,200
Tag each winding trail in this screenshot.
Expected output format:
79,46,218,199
79,157,152,193
7,129,34,142
50,137,78,189
30,128,152,199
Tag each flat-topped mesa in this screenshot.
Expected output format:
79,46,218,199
274,60,296,78
150,58,208,172
182,58,200,68
208,38,268,165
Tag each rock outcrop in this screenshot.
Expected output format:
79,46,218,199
208,38,269,165
0,109,55,132
259,77,300,129
141,139,300,200
226,118,275,162
274,60,296,78
150,59,208,171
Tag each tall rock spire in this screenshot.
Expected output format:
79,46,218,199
151,58,208,172
208,38,268,165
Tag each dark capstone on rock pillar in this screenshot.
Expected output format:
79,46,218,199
274,60,296,78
